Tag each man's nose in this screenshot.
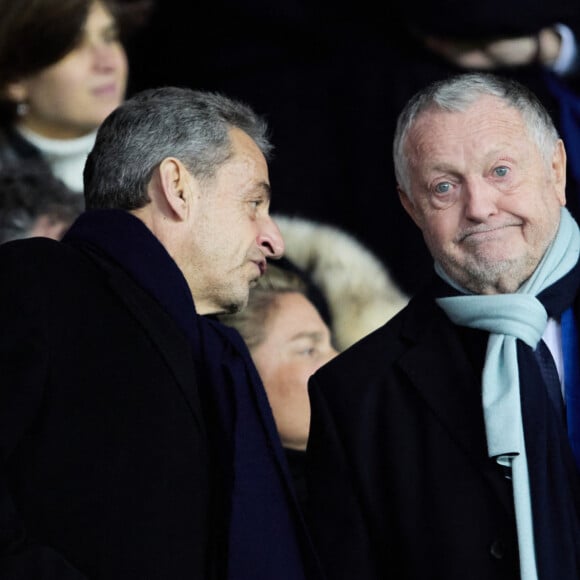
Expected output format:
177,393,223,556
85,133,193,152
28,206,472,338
258,216,285,259
463,178,500,221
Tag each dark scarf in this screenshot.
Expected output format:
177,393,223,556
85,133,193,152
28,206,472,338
62,209,318,580
519,261,580,579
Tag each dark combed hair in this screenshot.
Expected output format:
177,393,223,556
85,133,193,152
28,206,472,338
0,160,83,242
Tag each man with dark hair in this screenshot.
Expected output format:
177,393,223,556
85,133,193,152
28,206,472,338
0,160,82,243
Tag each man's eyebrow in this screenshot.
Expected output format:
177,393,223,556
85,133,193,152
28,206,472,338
290,331,324,343
256,181,272,200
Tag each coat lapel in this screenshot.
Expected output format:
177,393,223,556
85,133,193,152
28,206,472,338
397,293,513,513
102,255,206,436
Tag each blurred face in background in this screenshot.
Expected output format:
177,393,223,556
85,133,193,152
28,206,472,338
251,291,338,451
8,0,128,139
421,26,562,70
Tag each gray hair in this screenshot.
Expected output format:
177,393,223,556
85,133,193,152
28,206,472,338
84,87,273,209
392,72,561,196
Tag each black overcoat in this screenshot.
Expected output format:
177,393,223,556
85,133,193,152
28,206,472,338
0,237,216,579
306,286,523,580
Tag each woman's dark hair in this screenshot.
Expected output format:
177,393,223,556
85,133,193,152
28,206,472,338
0,0,152,123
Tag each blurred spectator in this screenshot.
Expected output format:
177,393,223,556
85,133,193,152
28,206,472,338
0,0,151,193
219,261,338,450
274,214,408,351
0,161,82,243
218,260,338,507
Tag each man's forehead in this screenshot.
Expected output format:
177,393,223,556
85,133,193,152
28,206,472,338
409,98,525,148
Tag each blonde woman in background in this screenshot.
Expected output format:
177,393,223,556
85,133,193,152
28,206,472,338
219,260,338,507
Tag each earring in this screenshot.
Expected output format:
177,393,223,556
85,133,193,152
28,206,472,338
16,102,29,116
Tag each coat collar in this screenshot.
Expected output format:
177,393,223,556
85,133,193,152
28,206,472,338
84,245,207,436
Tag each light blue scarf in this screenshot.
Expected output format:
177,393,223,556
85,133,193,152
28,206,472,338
436,207,580,580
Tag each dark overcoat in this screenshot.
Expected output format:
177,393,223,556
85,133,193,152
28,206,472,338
306,286,524,580
0,237,217,579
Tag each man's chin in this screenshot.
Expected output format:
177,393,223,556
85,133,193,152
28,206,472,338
456,257,534,294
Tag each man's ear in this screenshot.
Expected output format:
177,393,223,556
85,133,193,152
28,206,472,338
398,186,423,229
552,139,567,207
157,157,195,220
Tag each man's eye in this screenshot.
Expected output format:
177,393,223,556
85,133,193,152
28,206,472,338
494,166,509,177
299,347,316,356
434,182,451,194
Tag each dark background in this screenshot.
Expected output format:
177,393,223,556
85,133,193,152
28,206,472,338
126,0,580,296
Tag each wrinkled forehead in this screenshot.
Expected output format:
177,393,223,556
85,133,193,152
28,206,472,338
404,98,539,178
